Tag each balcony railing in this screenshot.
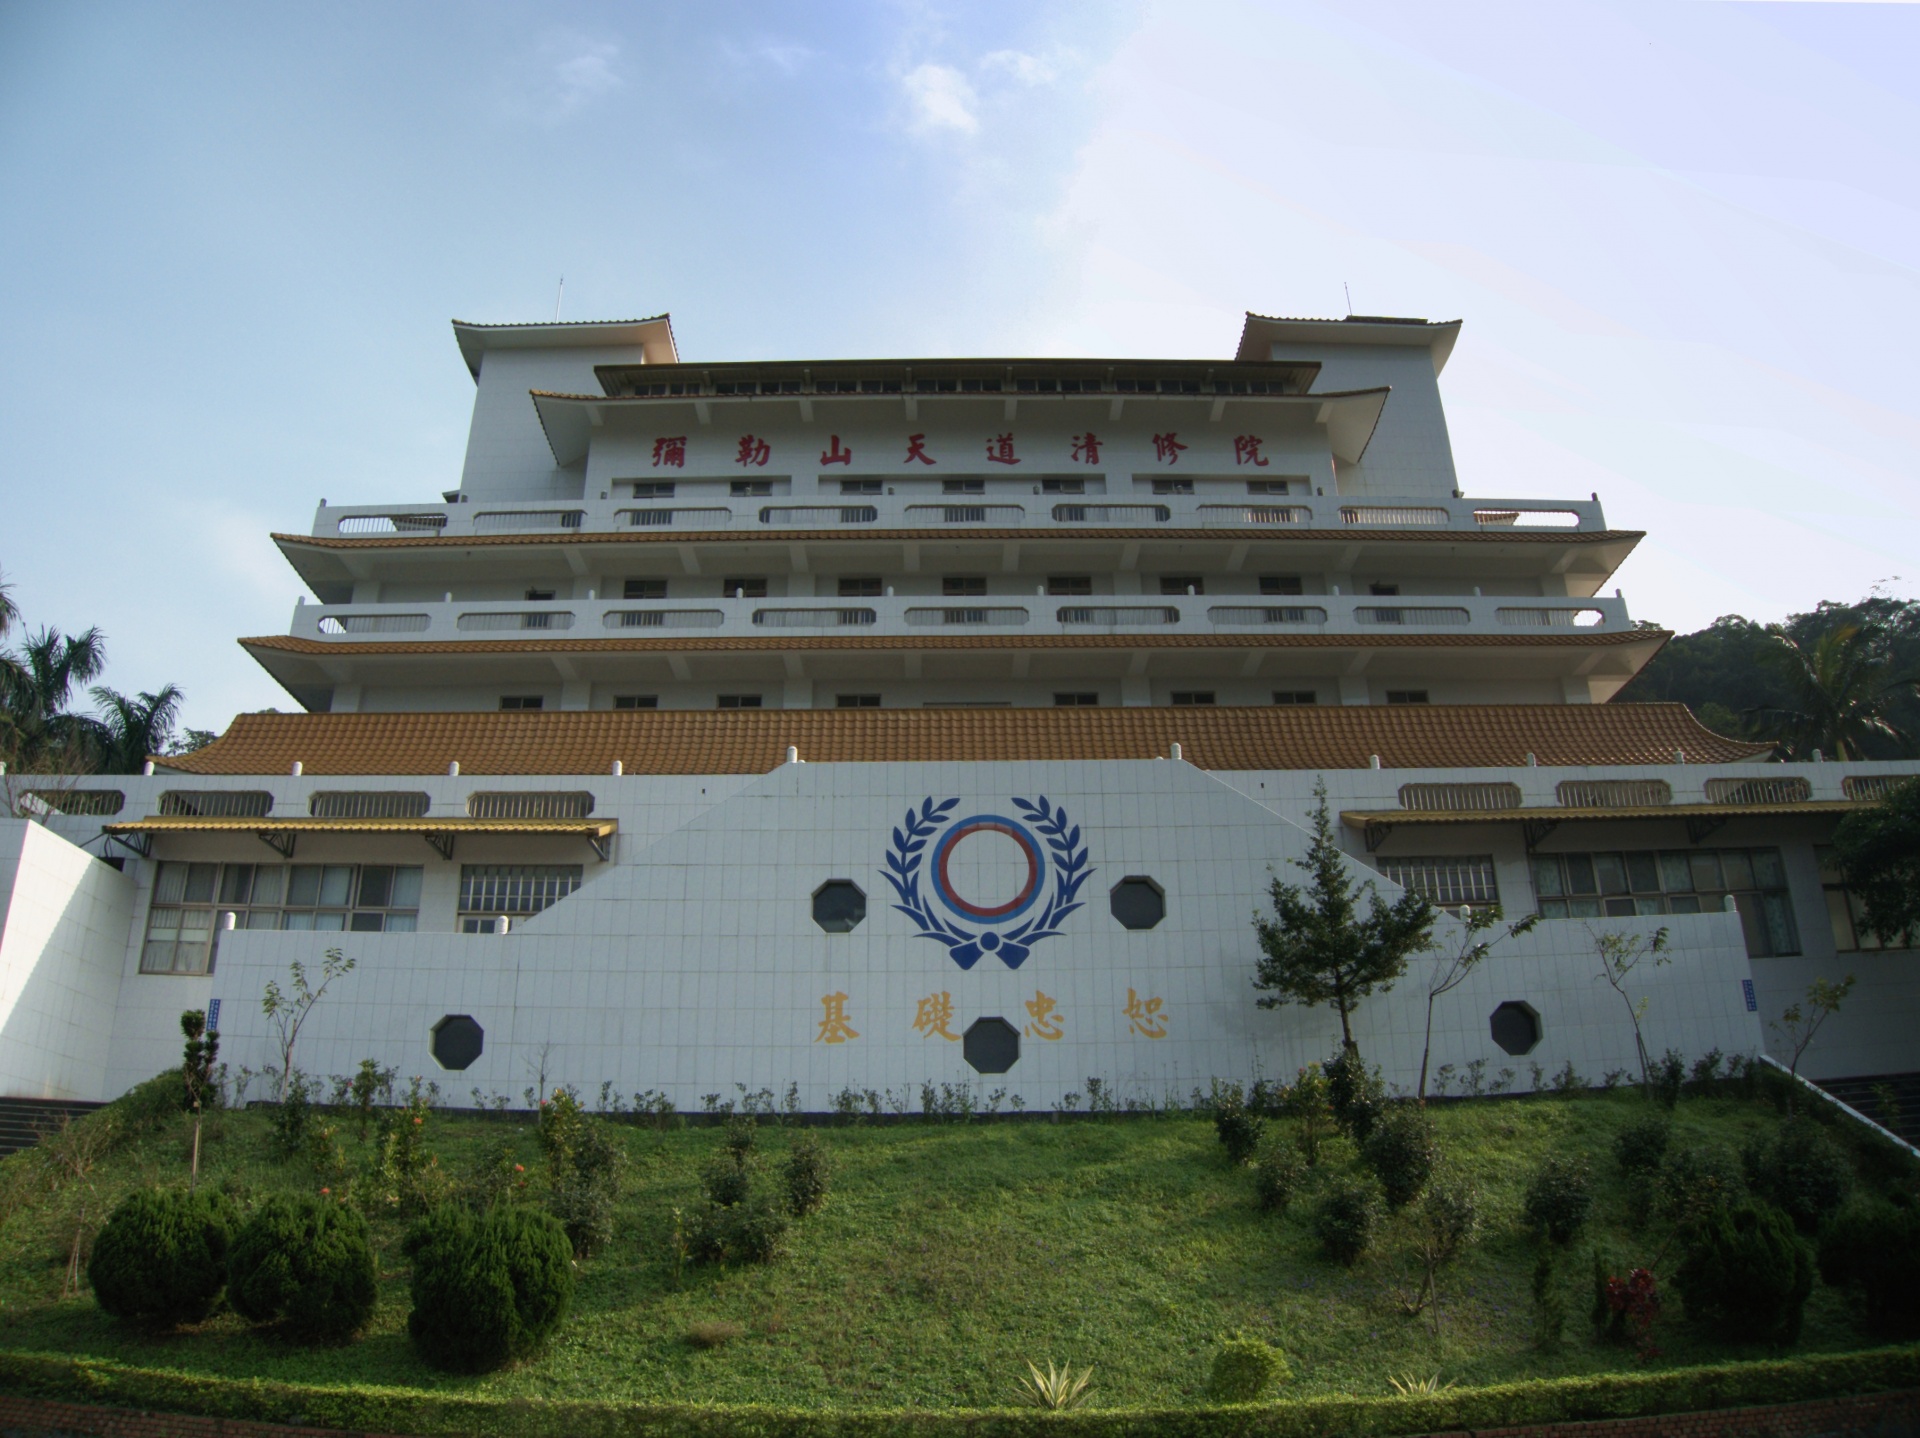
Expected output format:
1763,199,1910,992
903,503,1026,525
457,611,577,632
1355,606,1472,626
1206,605,1328,626
317,613,430,635
1057,605,1180,627
602,609,724,629
471,510,584,534
759,505,878,526
752,607,877,627
1496,606,1606,628
904,606,1029,627
1052,503,1172,524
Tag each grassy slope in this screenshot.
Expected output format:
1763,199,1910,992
0,1088,1902,1410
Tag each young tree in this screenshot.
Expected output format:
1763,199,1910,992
1253,784,1435,1055
1832,778,1920,944
1590,926,1670,1087
262,948,356,1100
182,1009,219,1192
1771,975,1856,1081
1415,904,1538,1103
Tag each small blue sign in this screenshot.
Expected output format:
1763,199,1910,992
206,998,222,1032
1741,979,1757,1013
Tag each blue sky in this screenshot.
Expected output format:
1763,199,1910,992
2,0,1916,735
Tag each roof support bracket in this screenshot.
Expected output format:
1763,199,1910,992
104,829,151,860
1523,818,1559,852
256,829,296,859
1686,814,1729,845
1363,820,1391,853
423,831,455,861
589,831,612,863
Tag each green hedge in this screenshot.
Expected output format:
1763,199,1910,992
0,1345,1916,1438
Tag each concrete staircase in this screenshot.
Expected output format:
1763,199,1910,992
0,1097,107,1157
1813,1071,1920,1148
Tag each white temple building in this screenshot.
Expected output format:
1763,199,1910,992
1,313,1912,1110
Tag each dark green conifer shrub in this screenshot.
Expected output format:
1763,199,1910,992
1362,1108,1437,1208
783,1132,831,1216
1817,1201,1920,1339
1324,1047,1386,1144
88,1188,236,1327
1311,1175,1381,1266
227,1194,376,1341
1208,1338,1291,1401
1649,1049,1685,1109
1613,1113,1671,1177
1673,1200,1812,1344
1522,1156,1592,1245
1747,1118,1853,1233
1253,1142,1305,1212
402,1205,574,1372
1649,1142,1746,1227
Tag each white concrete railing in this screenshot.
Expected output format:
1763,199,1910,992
294,592,1635,644
312,492,1610,540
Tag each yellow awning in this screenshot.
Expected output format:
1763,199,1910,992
103,815,616,861
1341,800,1864,851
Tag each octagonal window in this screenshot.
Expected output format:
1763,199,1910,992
430,1014,484,1071
963,1016,1020,1074
1110,876,1166,931
1489,1000,1542,1056
812,880,867,933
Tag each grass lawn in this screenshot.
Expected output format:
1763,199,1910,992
0,1080,1909,1411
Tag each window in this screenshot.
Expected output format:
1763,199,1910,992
1385,690,1429,705
1160,576,1204,596
499,695,544,711
623,578,667,600
1818,847,1911,952
1376,855,1498,912
723,577,768,599
458,864,583,934
1247,479,1295,495
1532,848,1800,956
942,576,987,597
943,478,986,494
1273,690,1318,705
1054,692,1099,707
142,862,423,973
836,694,881,708
718,694,763,709
631,482,675,498
467,791,593,819
840,478,881,495
1260,576,1304,596
838,577,883,597
1047,575,1093,596
612,695,658,710
1152,479,1194,495
525,587,556,602
731,480,774,497
1370,582,1401,597
1042,478,1085,494
1170,691,1216,706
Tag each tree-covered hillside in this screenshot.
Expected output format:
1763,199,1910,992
1613,595,1920,760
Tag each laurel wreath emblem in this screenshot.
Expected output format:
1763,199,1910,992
882,795,1093,970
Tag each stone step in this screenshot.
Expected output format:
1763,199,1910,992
0,1097,107,1157
1812,1071,1920,1147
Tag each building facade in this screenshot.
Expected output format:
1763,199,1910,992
0,313,1912,1108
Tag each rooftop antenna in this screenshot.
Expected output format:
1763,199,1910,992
1343,281,1353,316
553,276,565,322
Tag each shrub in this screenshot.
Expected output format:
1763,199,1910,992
1673,1200,1812,1344
227,1194,377,1341
1362,1108,1437,1208
268,1070,315,1158
1208,1338,1291,1402
783,1132,831,1217
1212,1091,1265,1166
538,1088,623,1257
702,1151,755,1209
1522,1156,1592,1245
366,1082,450,1219
1649,1049,1685,1109
1747,1119,1852,1233
688,1193,790,1265
721,1113,756,1160
1649,1142,1746,1227
1818,1201,1920,1339
88,1188,236,1327
1325,1047,1386,1144
1613,1113,1671,1177
402,1205,574,1372
1253,1142,1305,1213
1284,1063,1333,1165
1312,1175,1381,1266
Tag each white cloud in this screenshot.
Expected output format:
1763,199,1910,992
980,49,1057,86
902,63,979,134
498,32,621,125
550,39,621,117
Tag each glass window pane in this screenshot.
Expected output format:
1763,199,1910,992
1752,849,1786,888
391,867,423,908
183,864,218,904
318,866,354,907
1540,899,1568,918
1626,852,1661,893
1533,857,1564,898
1814,847,1844,885
1635,897,1665,916
153,862,188,905
384,912,417,933
250,866,284,906
349,912,384,932
282,911,315,930
219,865,254,905
1763,892,1800,956
141,940,175,972
1721,850,1755,891
245,910,279,929
1569,896,1603,918
357,866,393,909
1565,855,1597,894
176,909,212,937
1825,889,1857,952
1593,853,1628,894
1690,853,1723,892
1848,891,1886,952
314,910,347,931
1604,896,1637,917
1733,892,1771,957
287,866,321,906
1659,852,1694,892
145,916,181,941
1668,895,1702,915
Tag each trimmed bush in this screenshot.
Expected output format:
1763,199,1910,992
1817,1201,1920,1339
701,1151,754,1209
402,1205,574,1372
1673,1200,1812,1345
1212,1092,1265,1166
1613,1114,1671,1177
1253,1142,1305,1213
1325,1047,1387,1144
1362,1108,1437,1208
1208,1338,1291,1402
1747,1119,1852,1234
1650,1142,1746,1228
783,1132,831,1217
1312,1175,1381,1266
1522,1156,1592,1245
227,1194,377,1341
88,1188,236,1327
688,1192,790,1265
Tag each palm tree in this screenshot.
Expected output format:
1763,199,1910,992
90,684,184,774
0,568,18,638
0,626,109,771
1748,623,1918,761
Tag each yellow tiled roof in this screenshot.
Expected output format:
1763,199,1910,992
157,703,1771,777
